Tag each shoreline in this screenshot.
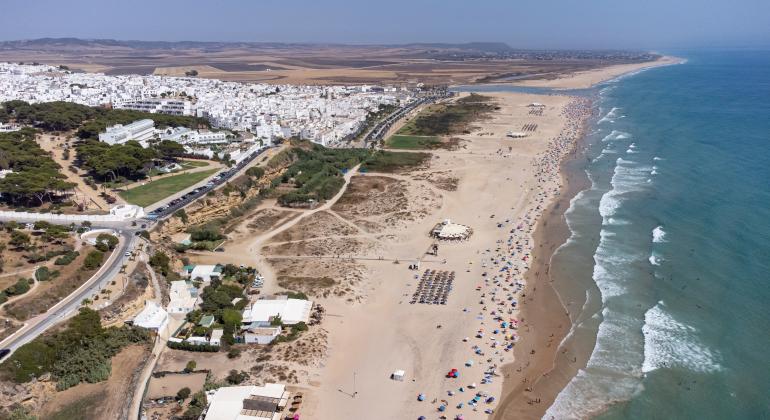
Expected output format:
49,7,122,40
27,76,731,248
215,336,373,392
296,91,586,420
491,56,686,419
464,55,684,90
492,106,594,419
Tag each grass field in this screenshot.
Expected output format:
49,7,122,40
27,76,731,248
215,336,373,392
385,134,442,149
119,169,218,207
180,159,211,169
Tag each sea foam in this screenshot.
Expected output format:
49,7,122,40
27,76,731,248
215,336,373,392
652,226,667,243
642,302,722,374
598,107,620,124
601,130,631,142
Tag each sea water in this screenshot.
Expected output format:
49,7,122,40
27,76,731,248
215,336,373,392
545,51,770,419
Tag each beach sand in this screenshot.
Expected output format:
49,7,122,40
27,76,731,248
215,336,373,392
290,92,592,420
513,56,683,89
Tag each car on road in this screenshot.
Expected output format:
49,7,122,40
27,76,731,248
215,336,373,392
0,349,10,359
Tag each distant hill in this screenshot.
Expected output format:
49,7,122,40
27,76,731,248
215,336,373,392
0,37,515,54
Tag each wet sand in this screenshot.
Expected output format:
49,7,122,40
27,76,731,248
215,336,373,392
493,111,594,419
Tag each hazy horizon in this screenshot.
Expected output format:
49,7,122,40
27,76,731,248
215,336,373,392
2,0,769,50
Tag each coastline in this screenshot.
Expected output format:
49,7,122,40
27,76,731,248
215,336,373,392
508,55,683,90
490,55,688,420
492,108,593,419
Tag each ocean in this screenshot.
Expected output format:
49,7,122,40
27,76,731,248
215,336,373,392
455,51,770,419
544,51,770,419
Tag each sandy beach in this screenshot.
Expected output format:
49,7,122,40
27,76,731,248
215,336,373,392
513,55,683,89
273,92,592,420
179,58,682,419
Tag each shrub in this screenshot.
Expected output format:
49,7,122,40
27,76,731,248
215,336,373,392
167,341,219,352
35,266,51,281
148,251,170,276
176,387,191,401
82,250,104,270
225,369,249,385
5,278,31,296
0,308,149,387
227,348,242,359
54,250,79,265
94,233,118,252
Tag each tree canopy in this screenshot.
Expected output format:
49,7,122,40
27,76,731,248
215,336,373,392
0,100,209,135
0,128,76,205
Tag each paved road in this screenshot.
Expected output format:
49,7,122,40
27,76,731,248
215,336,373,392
144,145,276,219
0,230,136,358
363,91,451,147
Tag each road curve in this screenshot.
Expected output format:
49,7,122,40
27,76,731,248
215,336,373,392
0,231,135,359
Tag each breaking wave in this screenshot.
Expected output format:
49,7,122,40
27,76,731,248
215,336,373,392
642,302,723,374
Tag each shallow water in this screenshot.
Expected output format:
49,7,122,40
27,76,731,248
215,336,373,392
546,51,770,419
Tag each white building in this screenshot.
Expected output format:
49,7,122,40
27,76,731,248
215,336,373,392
133,300,169,332
114,97,196,116
0,122,20,132
210,328,224,346
241,296,313,326
205,383,289,420
166,280,198,314
160,127,228,145
188,264,223,283
110,204,145,219
243,326,281,345
98,119,155,145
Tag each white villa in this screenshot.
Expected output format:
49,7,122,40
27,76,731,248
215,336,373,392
241,296,313,326
133,300,169,332
205,383,289,420
166,280,199,314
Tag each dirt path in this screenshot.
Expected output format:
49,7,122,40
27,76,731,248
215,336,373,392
38,133,113,210
248,164,361,249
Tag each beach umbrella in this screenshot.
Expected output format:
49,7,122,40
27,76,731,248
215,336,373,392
438,405,446,412
418,394,426,401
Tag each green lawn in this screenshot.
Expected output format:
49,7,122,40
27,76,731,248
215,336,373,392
180,159,211,168
119,169,218,207
385,134,443,150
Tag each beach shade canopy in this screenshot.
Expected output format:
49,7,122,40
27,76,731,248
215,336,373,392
392,370,405,381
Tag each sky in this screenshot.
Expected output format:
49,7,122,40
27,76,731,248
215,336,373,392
1,0,769,50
